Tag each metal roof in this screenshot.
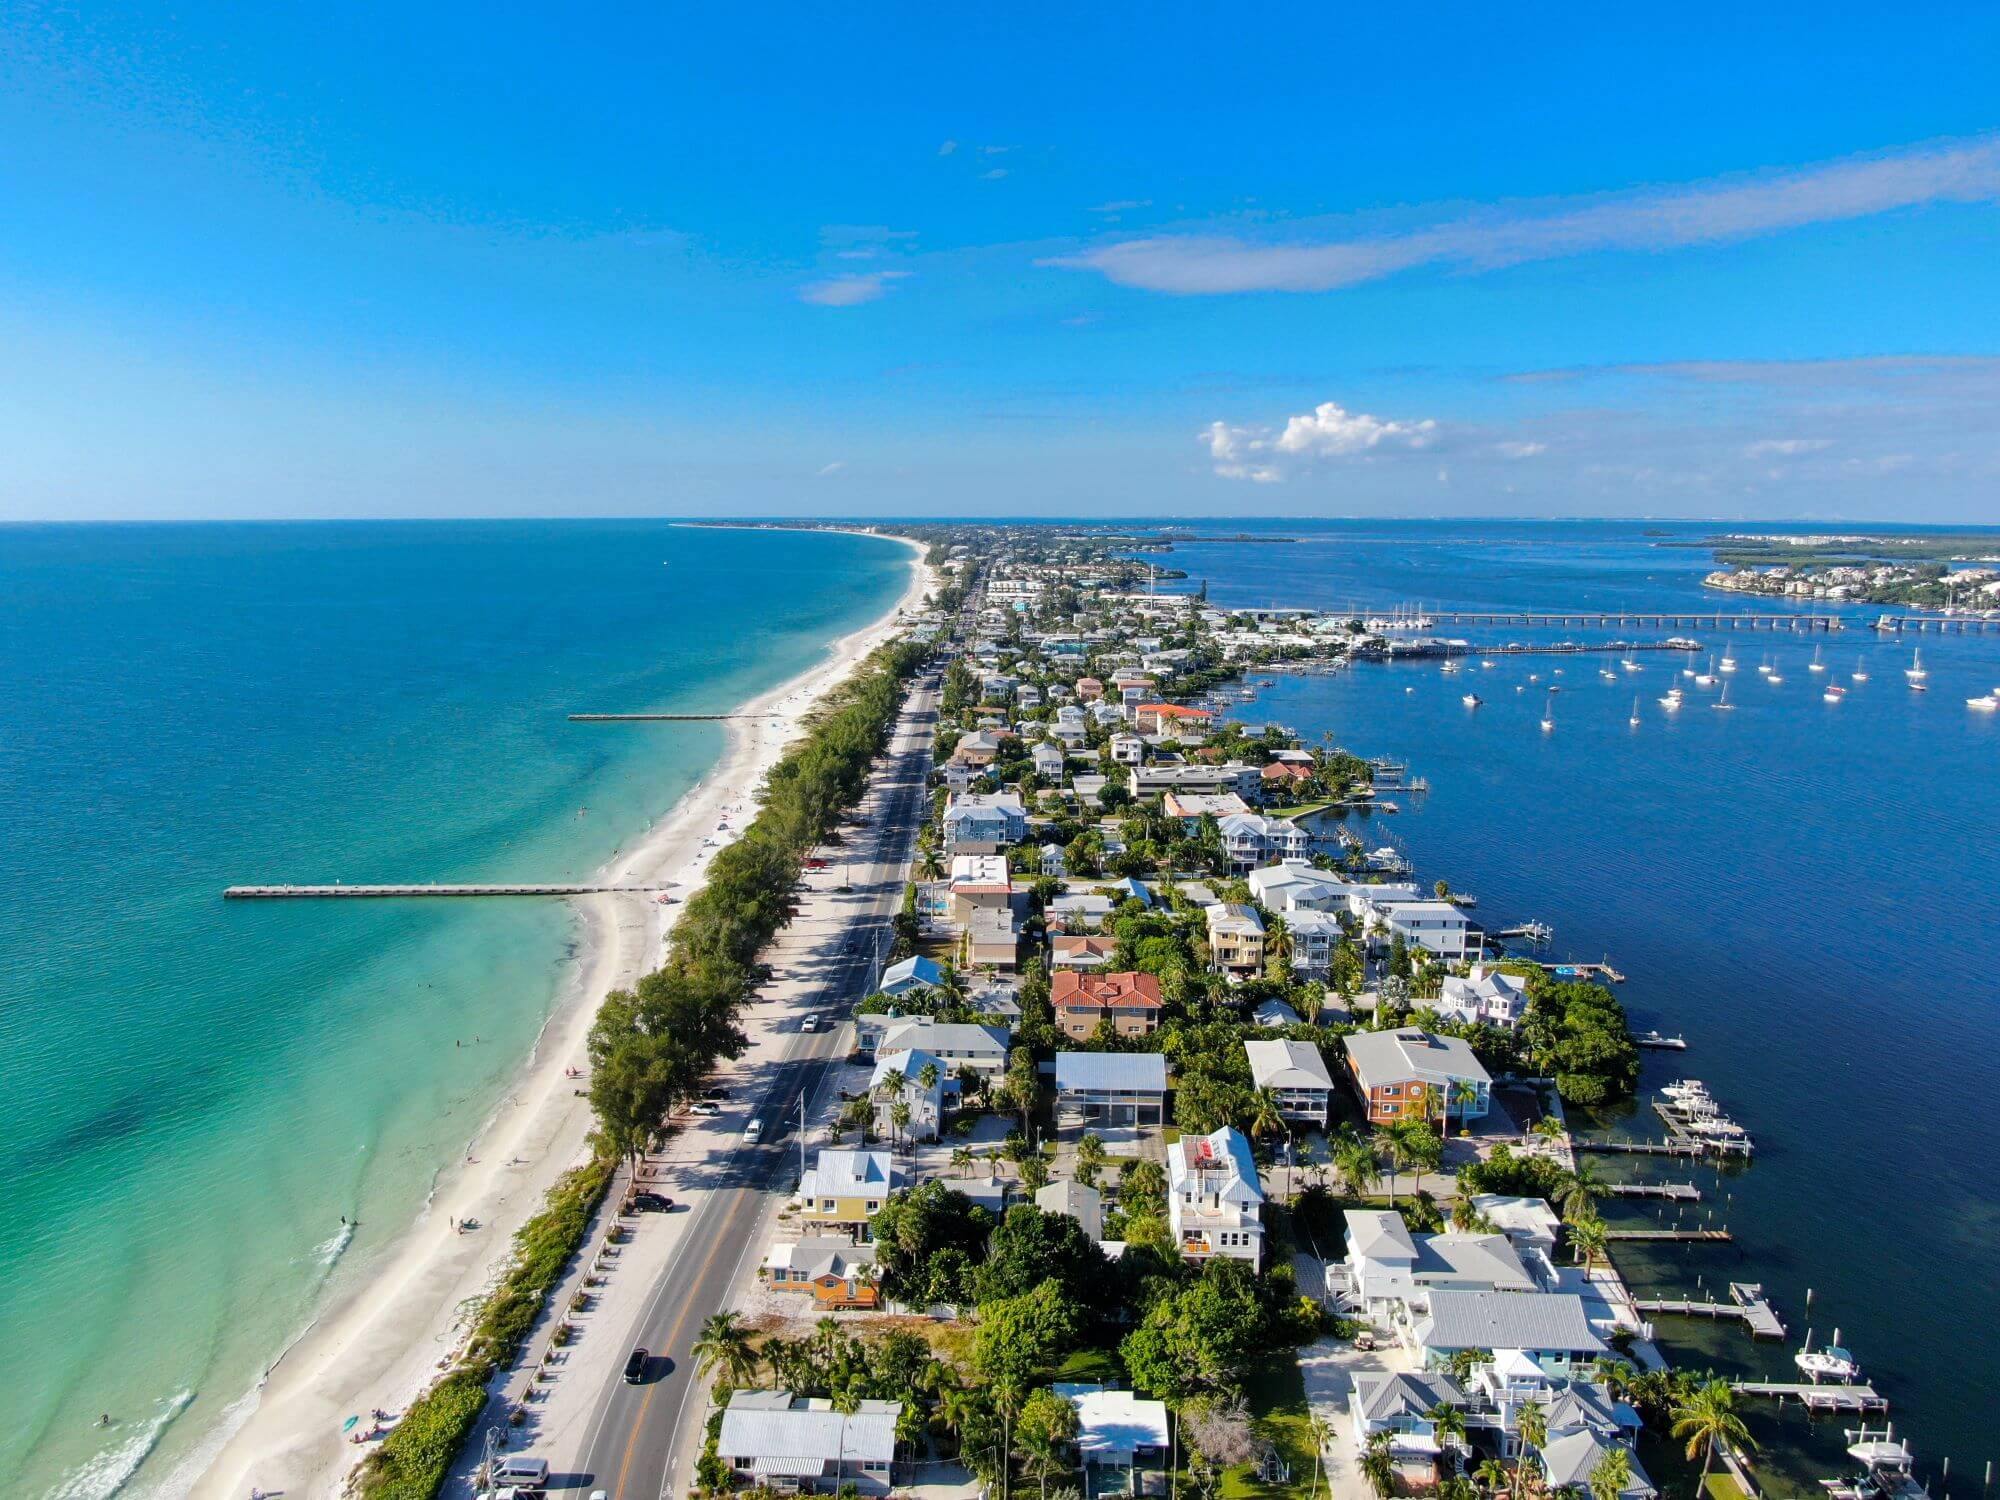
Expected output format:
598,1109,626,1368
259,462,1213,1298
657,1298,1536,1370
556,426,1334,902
1054,1051,1168,1092
1412,1290,1609,1355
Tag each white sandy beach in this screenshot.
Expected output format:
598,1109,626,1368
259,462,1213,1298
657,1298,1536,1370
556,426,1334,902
186,534,932,1500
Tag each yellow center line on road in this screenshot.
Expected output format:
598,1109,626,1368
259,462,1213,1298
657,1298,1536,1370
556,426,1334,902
610,1189,752,1500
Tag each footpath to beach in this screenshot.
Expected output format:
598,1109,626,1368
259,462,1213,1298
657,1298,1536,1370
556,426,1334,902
189,537,932,1500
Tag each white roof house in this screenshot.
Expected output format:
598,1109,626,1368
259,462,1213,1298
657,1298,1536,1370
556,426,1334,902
1407,1289,1609,1368
1167,1126,1264,1267
870,1048,951,1141
1244,1038,1335,1126
1035,1179,1104,1242
1438,965,1530,1029
877,1019,1011,1074
1217,812,1310,870
1055,1384,1170,1469
1374,899,1481,962
1469,1194,1563,1262
718,1391,902,1493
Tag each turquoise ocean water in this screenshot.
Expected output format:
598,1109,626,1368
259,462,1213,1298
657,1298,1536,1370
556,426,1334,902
1166,521,1999,1495
0,522,908,1498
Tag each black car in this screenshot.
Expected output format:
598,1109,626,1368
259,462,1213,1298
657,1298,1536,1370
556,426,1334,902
625,1348,650,1384
632,1192,674,1212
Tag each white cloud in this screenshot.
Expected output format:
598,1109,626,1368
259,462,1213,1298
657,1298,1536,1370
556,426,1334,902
1202,400,1438,481
1496,440,1548,458
799,271,911,306
1090,199,1152,215
816,461,846,477
938,140,958,156
982,168,1009,181
1051,133,2000,294
1744,438,1833,457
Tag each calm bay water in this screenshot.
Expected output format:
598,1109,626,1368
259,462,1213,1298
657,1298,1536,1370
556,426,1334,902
0,522,908,1498
1175,522,2000,1494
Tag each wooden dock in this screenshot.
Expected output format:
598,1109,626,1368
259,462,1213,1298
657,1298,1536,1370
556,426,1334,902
1734,1381,1887,1412
567,713,785,721
1578,1139,1707,1158
1634,1281,1784,1338
1604,1182,1702,1201
224,883,674,899
1605,1227,1732,1242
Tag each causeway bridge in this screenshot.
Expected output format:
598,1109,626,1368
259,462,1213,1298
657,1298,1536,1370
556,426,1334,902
1419,609,1999,634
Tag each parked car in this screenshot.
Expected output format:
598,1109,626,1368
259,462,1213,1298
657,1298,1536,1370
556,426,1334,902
688,1100,721,1116
624,1348,650,1384
632,1192,673,1212
744,1118,764,1142
801,1014,820,1033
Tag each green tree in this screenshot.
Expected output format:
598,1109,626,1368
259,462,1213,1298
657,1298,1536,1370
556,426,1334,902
973,1279,1083,1388
1587,1446,1633,1500
1015,1387,1080,1500
1670,1379,1755,1483
692,1310,758,1388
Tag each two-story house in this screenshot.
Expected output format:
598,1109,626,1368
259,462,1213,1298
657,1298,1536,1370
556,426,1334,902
1167,1126,1265,1267
1343,1027,1492,1128
942,791,1028,853
794,1149,904,1240
1217,812,1311,870
1437,965,1529,1029
1205,902,1266,977
1052,970,1163,1040
1244,1038,1335,1126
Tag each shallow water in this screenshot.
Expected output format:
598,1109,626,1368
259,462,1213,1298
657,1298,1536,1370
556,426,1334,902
0,521,908,1496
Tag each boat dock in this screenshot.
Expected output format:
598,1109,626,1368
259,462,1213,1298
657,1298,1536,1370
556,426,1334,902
224,883,674,899
1633,1281,1785,1338
1579,1139,1708,1158
1735,1381,1888,1412
1605,1227,1732,1242
1527,959,1627,983
1604,1181,1701,1201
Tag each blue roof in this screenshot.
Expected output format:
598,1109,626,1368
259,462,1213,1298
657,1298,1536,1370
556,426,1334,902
1113,876,1153,906
1055,1052,1168,1092
880,956,943,995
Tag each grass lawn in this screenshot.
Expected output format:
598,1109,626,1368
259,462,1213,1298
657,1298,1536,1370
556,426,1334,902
1264,801,1335,819
1700,1476,1751,1500
1216,1353,1321,1500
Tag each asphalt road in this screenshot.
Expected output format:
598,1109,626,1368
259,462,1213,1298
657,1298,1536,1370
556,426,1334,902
567,672,941,1500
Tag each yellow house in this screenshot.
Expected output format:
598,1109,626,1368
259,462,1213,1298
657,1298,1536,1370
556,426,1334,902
795,1149,905,1239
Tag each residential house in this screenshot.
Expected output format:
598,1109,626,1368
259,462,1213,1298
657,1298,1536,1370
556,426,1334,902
1039,842,1067,877
1133,703,1214,736
877,1019,1011,1077
1052,970,1164,1040
1371,899,1482,963
1216,811,1309,870
947,855,1015,922
1050,933,1118,970
1284,909,1343,980
1261,761,1316,793
1110,732,1145,766
942,792,1028,853
1206,902,1266,977
1343,1028,1492,1127
1163,790,1251,825
870,1048,950,1142
1071,773,1109,810
1403,1288,1610,1374
1243,1038,1335,1127
1437,965,1529,1028
1468,1195,1562,1267
1045,891,1115,932
1056,1385,1170,1490
953,729,1005,767
877,955,943,999
966,907,1021,970
1167,1126,1265,1267
1253,997,1302,1028
942,760,977,796
1054,1052,1169,1129
717,1390,901,1495
1075,676,1105,701
1342,1210,1537,1321
1035,1179,1104,1242
1052,705,1089,749
795,1150,904,1239
1131,762,1263,802
1031,742,1066,781
1347,1371,1469,1468
1017,684,1042,711
763,1238,880,1310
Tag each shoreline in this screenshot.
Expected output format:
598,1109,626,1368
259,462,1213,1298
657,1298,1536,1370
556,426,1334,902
182,533,932,1500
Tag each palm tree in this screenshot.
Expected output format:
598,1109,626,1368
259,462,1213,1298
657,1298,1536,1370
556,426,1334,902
918,847,946,883
938,1382,982,1458
1428,1401,1468,1465
1474,1458,1510,1497
1559,1158,1605,1221
890,1099,913,1148
1359,1430,1397,1499
1670,1379,1755,1483
1248,1087,1287,1145
1566,1212,1609,1268
950,1145,974,1179
1306,1415,1334,1500
830,1384,863,1488
1335,1133,1380,1201
1446,1078,1480,1138
1371,1125,1407,1205
692,1311,758,1388
1586,1446,1632,1500
1514,1404,1547,1497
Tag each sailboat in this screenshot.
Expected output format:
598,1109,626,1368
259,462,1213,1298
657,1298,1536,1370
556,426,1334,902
1851,657,1869,682
1621,656,1642,672
1756,656,1773,675
1711,681,1735,711
1824,683,1846,703
1658,685,1684,709
1719,649,1738,674
1540,691,1555,732
1629,697,1642,726
1693,654,1717,687
1906,648,1928,682
1808,643,1826,674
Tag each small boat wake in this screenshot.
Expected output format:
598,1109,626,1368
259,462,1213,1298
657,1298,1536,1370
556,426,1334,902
312,1219,356,1271
51,1388,194,1500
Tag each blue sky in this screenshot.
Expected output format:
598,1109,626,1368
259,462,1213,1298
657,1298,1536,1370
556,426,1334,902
3,4,1999,521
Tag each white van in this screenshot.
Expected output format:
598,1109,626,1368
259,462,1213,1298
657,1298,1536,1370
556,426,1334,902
492,1455,549,1492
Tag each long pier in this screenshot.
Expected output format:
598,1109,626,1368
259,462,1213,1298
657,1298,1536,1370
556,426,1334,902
1578,1139,1707,1158
1604,1182,1702,1201
1605,1227,1732,1242
1634,1281,1784,1338
567,713,785,722
1869,613,2000,634
224,883,674,899
1426,610,1846,631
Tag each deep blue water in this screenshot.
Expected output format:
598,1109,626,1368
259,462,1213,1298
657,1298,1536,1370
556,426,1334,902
1172,521,2000,1494
0,522,909,1498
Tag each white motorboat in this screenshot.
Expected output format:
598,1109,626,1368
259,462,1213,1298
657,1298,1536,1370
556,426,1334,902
1797,1328,1862,1383
1621,657,1642,672
1462,694,1483,707
1969,694,1998,712
1825,685,1847,703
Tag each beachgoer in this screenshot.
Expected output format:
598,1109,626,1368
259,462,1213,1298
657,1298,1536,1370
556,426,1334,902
99,1413,110,1427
